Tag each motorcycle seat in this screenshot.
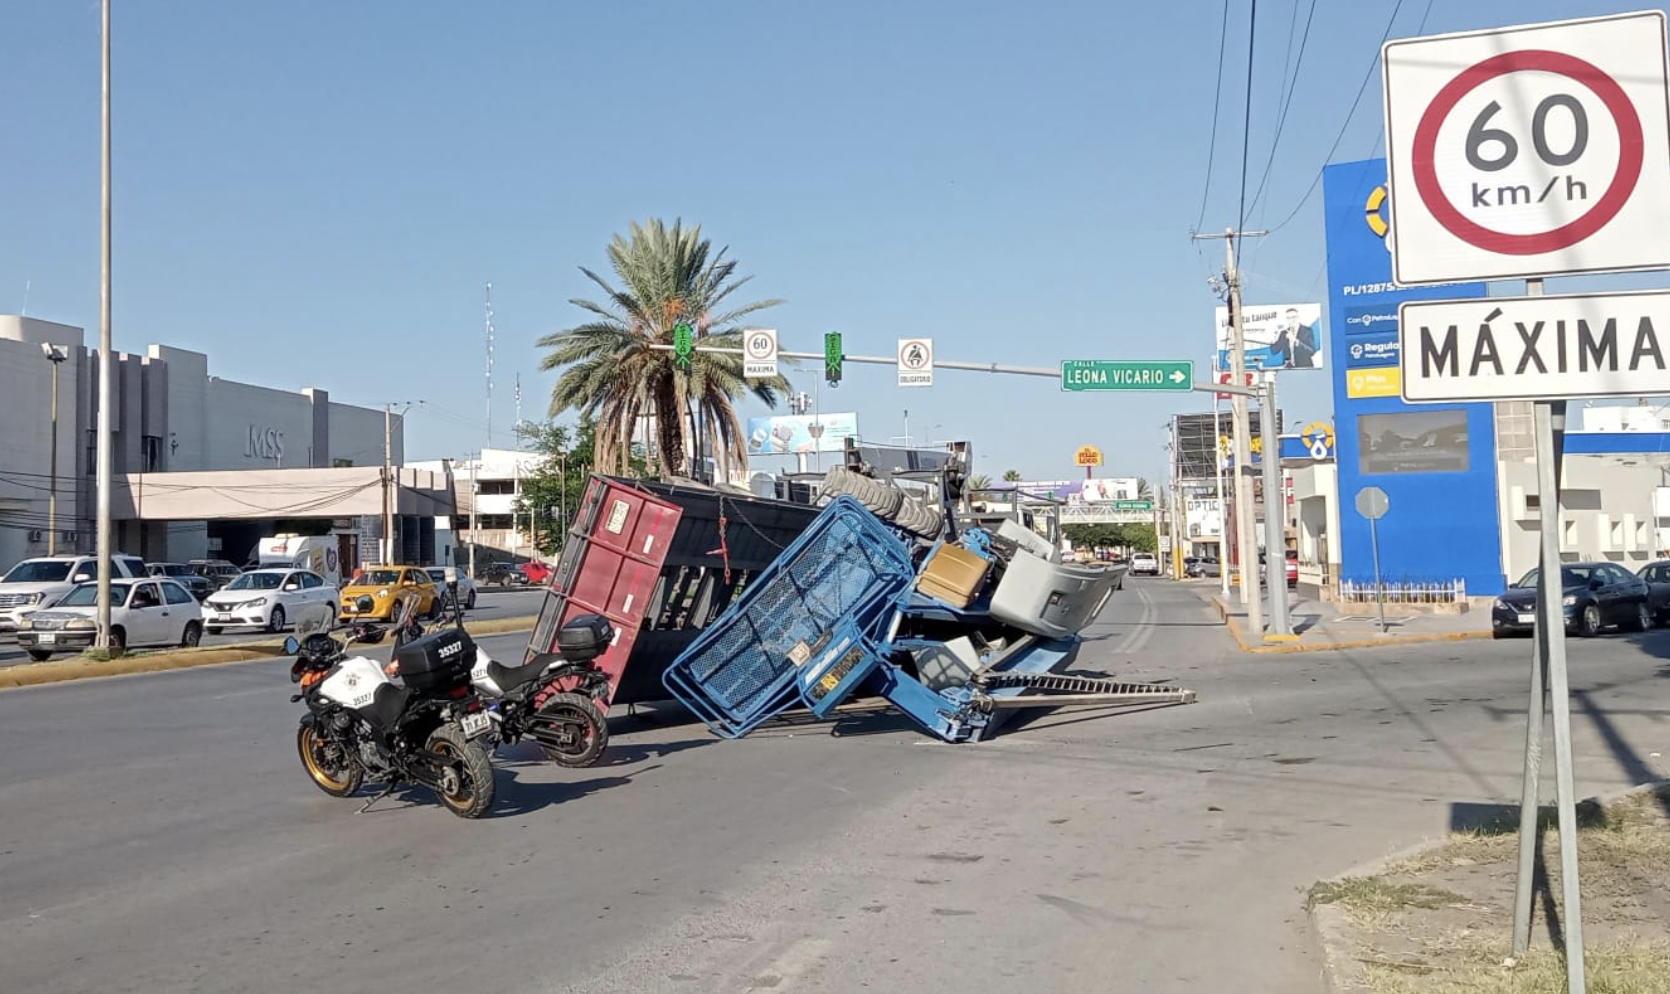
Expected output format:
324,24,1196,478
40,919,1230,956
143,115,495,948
486,658,551,693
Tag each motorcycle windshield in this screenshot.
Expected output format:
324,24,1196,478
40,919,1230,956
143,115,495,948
292,602,336,638
389,590,422,628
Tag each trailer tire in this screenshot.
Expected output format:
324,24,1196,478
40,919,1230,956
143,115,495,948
892,497,944,538
820,467,904,518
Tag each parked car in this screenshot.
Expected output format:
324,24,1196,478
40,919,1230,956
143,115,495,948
15,578,203,660
0,553,148,634
189,559,245,591
1637,559,1670,626
339,565,438,622
1186,557,1221,578
1492,561,1651,637
1129,553,1159,576
425,566,477,610
146,562,215,601
203,568,339,633
480,562,530,587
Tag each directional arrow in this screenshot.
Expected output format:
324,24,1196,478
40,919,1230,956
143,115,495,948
1169,369,1187,384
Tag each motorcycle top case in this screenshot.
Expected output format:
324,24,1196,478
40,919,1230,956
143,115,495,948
556,614,615,660
395,628,477,694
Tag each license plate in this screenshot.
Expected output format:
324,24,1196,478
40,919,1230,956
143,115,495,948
216,613,233,621
1518,613,1535,624
460,712,491,739
38,633,56,645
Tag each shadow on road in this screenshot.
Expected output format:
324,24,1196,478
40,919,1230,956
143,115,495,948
492,763,662,817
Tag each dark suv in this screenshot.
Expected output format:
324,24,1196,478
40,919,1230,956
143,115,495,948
480,562,530,587
146,562,215,601
189,559,244,592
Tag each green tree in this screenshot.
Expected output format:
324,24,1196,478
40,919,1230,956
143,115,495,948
1136,477,1154,499
1002,469,1022,482
509,416,647,557
538,218,791,477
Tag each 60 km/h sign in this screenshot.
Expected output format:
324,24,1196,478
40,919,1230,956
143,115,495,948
1061,360,1193,392
1382,11,1670,285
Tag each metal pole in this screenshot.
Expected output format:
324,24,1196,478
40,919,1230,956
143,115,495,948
383,403,394,564
1227,233,1261,630
1370,515,1387,635
1512,277,1550,958
1216,400,1230,599
1260,379,1291,636
1534,398,1586,991
94,0,113,650
468,454,478,579
48,352,62,556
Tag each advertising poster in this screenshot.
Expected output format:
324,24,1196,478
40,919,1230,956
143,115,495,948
746,413,859,455
1214,302,1325,371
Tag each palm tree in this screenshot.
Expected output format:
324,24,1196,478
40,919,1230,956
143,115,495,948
1136,477,1154,499
967,473,992,493
538,219,789,477
1002,469,1022,482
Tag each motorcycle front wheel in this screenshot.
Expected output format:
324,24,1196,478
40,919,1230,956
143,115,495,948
297,722,363,797
426,724,495,818
532,692,609,768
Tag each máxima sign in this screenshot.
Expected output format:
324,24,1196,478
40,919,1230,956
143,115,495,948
1397,290,1670,403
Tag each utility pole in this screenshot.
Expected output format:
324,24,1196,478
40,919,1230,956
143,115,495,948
383,403,394,564
1193,227,1266,632
1170,416,1186,578
95,0,114,650
42,344,68,555
468,454,479,580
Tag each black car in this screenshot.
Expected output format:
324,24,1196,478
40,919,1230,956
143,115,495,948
1636,560,1670,626
146,562,216,601
480,562,530,587
1492,561,1651,637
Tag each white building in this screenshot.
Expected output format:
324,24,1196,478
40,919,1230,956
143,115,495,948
0,315,414,569
409,447,554,570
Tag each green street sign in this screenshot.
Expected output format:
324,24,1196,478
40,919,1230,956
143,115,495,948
1061,359,1193,392
1111,499,1154,511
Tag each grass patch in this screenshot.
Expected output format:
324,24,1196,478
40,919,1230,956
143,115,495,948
1363,936,1670,994
1309,876,1469,914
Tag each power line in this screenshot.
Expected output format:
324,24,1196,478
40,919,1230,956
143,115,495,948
1235,0,1260,249
1247,0,1319,217
1193,0,1233,234
1265,0,1409,236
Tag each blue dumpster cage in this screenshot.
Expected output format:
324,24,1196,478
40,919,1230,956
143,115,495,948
663,499,1196,742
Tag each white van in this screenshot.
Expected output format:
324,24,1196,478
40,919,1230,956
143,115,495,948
257,534,344,591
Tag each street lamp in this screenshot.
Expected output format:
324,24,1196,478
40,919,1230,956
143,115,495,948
41,343,68,555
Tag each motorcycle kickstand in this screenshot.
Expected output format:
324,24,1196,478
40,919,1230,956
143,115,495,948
357,781,399,814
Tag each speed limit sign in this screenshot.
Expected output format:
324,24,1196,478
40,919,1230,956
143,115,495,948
1383,11,1670,284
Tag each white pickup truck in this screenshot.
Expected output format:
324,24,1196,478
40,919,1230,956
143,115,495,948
0,553,149,632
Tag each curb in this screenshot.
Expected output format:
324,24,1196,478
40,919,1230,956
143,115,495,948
1305,779,1670,994
0,615,539,691
1210,594,1492,654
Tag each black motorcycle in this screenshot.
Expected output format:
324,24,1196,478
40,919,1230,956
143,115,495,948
469,614,614,767
288,622,497,819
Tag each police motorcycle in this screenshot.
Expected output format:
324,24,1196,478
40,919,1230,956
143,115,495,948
371,583,614,769
286,599,496,818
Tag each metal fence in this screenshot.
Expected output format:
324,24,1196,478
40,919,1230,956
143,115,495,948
1338,577,1468,604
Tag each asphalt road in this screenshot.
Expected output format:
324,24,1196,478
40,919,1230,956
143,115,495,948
1,579,1666,993
0,587,547,667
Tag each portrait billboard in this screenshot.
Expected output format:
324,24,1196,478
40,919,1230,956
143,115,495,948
1214,302,1324,371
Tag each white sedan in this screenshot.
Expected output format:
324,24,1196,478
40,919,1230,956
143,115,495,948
203,568,340,634
15,578,204,661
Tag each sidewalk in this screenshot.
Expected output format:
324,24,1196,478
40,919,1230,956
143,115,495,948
1179,578,1492,654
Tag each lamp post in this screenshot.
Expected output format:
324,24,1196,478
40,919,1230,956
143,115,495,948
41,344,68,555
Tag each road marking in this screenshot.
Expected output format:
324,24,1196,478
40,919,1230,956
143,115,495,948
1113,584,1157,655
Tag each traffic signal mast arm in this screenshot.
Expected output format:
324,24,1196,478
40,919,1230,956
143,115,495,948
643,342,1259,396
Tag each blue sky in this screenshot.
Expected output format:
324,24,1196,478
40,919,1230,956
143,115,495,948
2,0,1661,484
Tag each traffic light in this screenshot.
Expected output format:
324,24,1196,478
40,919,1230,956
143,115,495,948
824,331,843,386
673,322,694,370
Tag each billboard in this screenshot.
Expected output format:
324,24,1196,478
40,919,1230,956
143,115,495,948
1357,410,1470,475
1214,302,1324,371
1185,498,1222,539
746,413,858,455
1080,477,1141,504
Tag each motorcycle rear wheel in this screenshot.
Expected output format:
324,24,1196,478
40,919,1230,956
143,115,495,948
426,724,495,818
297,723,363,797
532,692,609,768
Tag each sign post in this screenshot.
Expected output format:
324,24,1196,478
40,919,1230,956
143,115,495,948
1060,359,1193,391
1382,14,1670,987
742,329,778,379
1354,486,1391,634
897,338,934,387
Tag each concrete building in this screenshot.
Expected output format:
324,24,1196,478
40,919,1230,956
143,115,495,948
410,448,555,571
0,315,409,569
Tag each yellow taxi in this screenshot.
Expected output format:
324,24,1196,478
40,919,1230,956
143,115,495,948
339,565,438,622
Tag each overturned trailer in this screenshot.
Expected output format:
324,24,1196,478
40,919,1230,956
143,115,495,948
523,470,1194,742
